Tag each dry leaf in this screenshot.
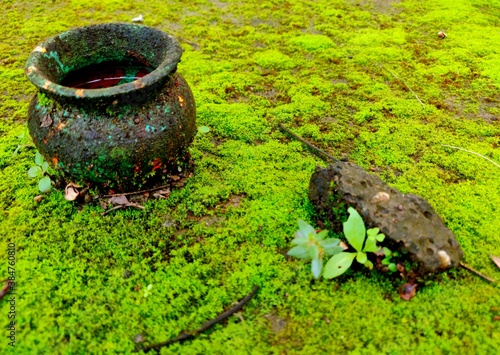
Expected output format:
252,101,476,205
64,183,81,201
339,241,349,250
108,195,129,205
0,280,11,300
34,195,43,203
153,189,171,199
40,114,53,128
399,283,417,301
491,255,500,270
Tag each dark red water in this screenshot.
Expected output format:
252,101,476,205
61,62,153,89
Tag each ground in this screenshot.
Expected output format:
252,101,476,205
1,0,500,353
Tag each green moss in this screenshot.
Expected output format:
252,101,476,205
1,0,500,354
253,50,295,70
289,34,335,51
37,93,53,107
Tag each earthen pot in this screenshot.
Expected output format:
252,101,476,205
25,23,196,189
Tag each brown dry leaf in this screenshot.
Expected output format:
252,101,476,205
108,195,129,205
64,183,81,201
40,114,53,128
374,248,385,256
0,280,11,300
491,255,500,270
399,283,417,301
339,242,349,250
153,189,171,199
34,195,43,203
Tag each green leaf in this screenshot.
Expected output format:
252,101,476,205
35,151,44,166
320,238,342,255
381,258,391,265
41,161,49,172
389,263,397,272
297,219,315,239
28,166,42,178
288,245,311,259
323,252,356,279
308,244,320,260
376,233,385,242
291,235,308,245
320,238,340,249
356,252,367,264
343,207,366,252
198,125,210,133
367,228,379,237
38,176,52,193
311,258,323,279
316,230,328,241
323,245,345,256
363,236,379,253
383,247,392,257
364,260,374,270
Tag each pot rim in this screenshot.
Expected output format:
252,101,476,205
24,23,182,101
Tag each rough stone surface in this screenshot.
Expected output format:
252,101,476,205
309,162,464,273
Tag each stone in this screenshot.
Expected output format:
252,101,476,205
308,162,463,273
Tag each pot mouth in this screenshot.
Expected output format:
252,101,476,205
24,23,182,103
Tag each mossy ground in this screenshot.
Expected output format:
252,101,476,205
1,0,500,353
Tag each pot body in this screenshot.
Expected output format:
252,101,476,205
28,73,195,187
25,23,196,188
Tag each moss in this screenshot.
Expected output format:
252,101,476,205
1,0,500,354
36,93,53,107
253,50,295,70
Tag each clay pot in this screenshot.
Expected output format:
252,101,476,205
25,23,196,189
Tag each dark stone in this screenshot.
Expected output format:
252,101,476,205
309,162,464,273
25,23,196,189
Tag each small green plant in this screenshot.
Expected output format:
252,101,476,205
381,248,398,273
12,126,31,156
287,220,344,278
323,207,385,279
28,152,52,193
289,207,392,279
143,284,153,298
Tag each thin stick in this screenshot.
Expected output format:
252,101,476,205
381,65,425,109
278,123,339,162
442,145,500,170
459,261,496,283
139,285,259,353
102,184,171,198
101,203,145,216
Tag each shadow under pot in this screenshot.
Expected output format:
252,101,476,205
24,23,196,190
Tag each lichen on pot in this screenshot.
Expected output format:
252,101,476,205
25,23,196,189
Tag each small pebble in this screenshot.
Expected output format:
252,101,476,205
438,31,446,39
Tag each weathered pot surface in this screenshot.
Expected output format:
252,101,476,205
25,23,196,189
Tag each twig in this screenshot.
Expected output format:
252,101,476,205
101,203,145,216
278,123,339,163
459,261,496,283
138,285,259,353
442,145,500,170
179,37,200,49
0,279,11,301
101,184,172,198
381,65,425,109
